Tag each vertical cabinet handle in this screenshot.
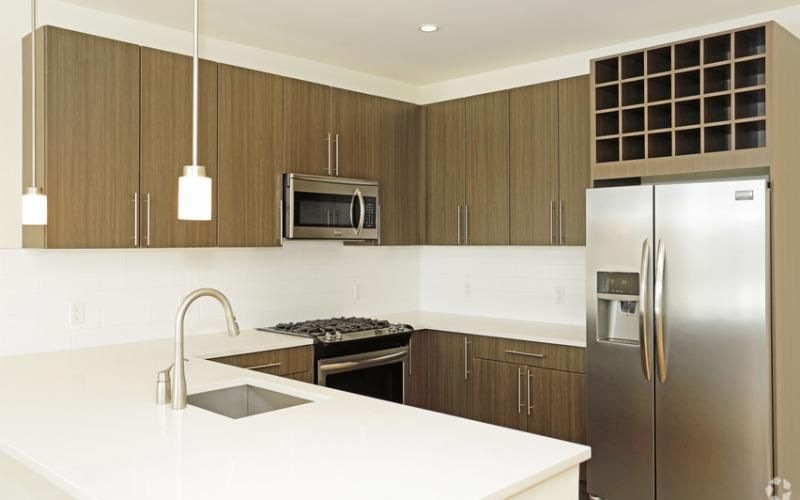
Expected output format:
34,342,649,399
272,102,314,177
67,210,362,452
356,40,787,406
325,133,332,175
408,337,413,376
278,199,284,245
131,192,139,247
559,200,565,245
145,193,151,247
517,367,524,414
457,205,462,245
334,133,340,176
550,200,555,245
463,337,471,380
465,205,469,245
527,369,533,416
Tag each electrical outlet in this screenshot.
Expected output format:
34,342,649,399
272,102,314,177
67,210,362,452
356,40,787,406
464,282,472,298
555,286,566,305
353,283,361,300
69,302,85,326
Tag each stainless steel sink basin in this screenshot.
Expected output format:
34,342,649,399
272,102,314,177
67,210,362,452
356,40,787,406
188,384,311,419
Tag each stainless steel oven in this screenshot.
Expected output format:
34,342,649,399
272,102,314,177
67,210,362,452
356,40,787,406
284,173,379,240
317,346,408,404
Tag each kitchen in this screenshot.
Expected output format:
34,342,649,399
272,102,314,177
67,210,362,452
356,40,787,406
0,1,798,499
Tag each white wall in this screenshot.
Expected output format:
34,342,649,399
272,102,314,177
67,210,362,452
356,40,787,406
0,242,420,357
419,247,585,326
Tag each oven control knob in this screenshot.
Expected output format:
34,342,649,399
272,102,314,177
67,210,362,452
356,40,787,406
324,332,334,341
334,332,343,341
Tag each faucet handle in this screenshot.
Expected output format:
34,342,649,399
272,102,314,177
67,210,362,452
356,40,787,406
156,359,188,405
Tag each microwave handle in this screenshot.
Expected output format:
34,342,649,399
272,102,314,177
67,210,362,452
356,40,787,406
349,188,365,235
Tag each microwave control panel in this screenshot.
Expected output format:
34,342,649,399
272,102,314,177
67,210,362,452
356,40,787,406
364,198,377,229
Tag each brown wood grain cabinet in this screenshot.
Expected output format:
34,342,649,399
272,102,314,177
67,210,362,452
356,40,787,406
140,48,218,247
218,64,284,247
470,358,528,430
209,345,313,377
558,75,591,246
374,98,423,245
527,366,586,444
509,77,590,246
465,91,510,245
509,82,560,245
427,331,472,418
24,27,140,248
331,88,376,180
424,100,466,245
405,331,430,408
283,78,332,176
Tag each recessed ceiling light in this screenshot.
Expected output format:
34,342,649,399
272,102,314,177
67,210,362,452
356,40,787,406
418,24,439,33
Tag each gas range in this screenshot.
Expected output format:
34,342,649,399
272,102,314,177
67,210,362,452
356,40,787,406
258,317,414,403
258,317,413,345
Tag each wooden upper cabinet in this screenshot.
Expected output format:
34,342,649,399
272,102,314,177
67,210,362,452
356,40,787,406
509,82,559,245
30,27,140,248
283,78,331,176
218,65,284,247
465,91,510,245
331,88,376,179
140,48,218,248
558,75,591,246
374,97,423,245
425,100,466,245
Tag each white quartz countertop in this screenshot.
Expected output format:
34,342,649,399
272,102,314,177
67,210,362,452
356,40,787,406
0,332,590,499
183,328,312,359
381,311,587,348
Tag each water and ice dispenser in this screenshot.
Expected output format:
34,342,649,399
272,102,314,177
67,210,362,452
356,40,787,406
596,271,641,345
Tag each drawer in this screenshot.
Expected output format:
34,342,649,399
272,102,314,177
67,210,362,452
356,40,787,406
210,345,313,376
284,371,314,383
471,336,585,374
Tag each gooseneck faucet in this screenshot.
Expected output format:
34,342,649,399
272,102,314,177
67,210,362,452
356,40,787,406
168,288,240,410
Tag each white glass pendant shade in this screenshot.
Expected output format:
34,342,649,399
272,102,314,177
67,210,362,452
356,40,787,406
178,165,212,221
21,186,47,225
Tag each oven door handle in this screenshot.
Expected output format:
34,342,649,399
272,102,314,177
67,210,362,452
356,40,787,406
317,347,408,379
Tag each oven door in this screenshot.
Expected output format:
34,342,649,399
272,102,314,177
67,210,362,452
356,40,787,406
317,346,407,403
285,174,379,240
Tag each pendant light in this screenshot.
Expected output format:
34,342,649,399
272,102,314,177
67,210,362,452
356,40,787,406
21,0,47,226
177,0,212,221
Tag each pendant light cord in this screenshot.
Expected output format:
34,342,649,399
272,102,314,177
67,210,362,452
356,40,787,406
30,0,37,185
192,0,199,166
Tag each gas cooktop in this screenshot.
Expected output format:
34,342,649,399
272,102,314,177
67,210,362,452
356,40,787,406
258,317,413,344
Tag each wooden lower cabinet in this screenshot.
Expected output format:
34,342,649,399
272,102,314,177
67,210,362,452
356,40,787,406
470,358,527,430
427,331,472,418
405,331,430,408
284,371,314,383
527,366,586,444
209,345,313,377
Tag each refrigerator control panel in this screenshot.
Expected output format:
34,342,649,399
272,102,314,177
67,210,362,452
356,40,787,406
597,272,639,295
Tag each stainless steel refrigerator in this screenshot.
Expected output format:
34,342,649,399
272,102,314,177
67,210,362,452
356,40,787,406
585,179,773,500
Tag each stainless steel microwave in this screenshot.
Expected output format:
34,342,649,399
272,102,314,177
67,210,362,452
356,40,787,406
283,173,379,240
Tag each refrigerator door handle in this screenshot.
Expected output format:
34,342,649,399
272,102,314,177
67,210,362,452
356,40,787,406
639,239,652,381
654,239,667,383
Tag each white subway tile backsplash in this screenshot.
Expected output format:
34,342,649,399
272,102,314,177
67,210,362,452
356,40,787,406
0,243,585,356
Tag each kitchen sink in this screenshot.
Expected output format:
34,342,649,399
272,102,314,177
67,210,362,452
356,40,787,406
187,384,311,419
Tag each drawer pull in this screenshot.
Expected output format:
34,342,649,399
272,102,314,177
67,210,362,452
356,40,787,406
504,350,545,359
245,362,282,371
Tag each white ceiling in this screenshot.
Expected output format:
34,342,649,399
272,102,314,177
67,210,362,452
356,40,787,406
59,0,800,85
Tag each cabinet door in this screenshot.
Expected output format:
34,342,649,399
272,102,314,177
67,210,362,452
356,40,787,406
558,75,591,246
527,367,586,444
465,91,510,245
427,331,471,418
218,65,284,247
405,331,430,408
331,88,375,179
43,27,140,248
375,98,423,245
471,358,527,431
283,78,331,176
140,48,217,247
509,82,559,245
425,100,466,245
